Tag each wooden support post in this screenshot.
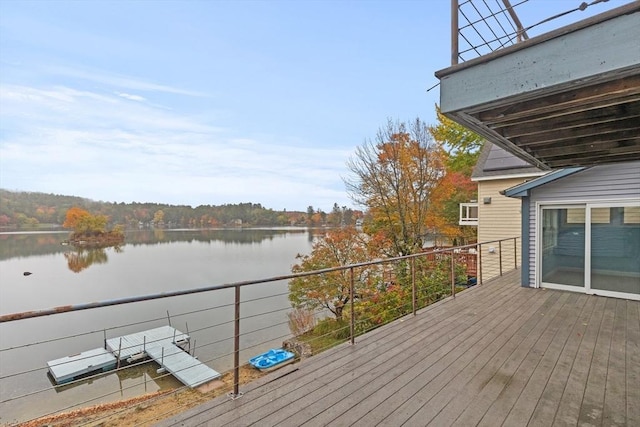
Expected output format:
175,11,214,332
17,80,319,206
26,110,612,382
166,310,171,327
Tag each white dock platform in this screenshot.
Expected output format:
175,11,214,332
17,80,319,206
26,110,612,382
105,325,188,360
105,325,221,388
47,326,220,388
47,347,117,384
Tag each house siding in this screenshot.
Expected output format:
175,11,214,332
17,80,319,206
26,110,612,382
526,161,640,286
478,177,528,280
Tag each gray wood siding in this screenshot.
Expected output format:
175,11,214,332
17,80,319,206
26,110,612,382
527,161,640,286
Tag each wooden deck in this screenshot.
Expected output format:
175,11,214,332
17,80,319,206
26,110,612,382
157,269,640,426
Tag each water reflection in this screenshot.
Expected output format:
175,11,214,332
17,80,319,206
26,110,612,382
64,247,117,273
47,362,179,397
0,227,316,262
0,228,316,422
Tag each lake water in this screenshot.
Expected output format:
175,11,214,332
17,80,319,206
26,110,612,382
0,228,316,423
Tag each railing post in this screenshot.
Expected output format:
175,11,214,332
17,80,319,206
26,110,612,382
117,337,122,369
499,240,503,276
350,267,355,345
451,0,459,65
514,237,518,269
411,257,416,315
451,250,456,298
478,243,483,285
232,285,241,398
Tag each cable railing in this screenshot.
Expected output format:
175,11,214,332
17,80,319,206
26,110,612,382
0,236,520,425
451,0,619,64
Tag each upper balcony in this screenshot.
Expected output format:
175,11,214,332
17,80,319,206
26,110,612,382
435,1,640,169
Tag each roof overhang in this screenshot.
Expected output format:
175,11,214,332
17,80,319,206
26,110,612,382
436,3,640,170
502,167,585,198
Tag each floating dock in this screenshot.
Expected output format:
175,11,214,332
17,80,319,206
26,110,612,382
47,347,117,384
47,326,220,388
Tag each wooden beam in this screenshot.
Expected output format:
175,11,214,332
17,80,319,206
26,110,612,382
477,75,640,125
495,100,640,138
528,132,640,157
507,116,640,145
487,93,640,131
544,140,640,167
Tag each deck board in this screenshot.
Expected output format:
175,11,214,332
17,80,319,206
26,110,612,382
156,270,640,427
603,300,629,426
626,301,640,426
211,279,523,426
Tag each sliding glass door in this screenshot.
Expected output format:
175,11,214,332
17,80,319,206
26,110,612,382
541,206,585,288
540,202,640,299
589,204,640,296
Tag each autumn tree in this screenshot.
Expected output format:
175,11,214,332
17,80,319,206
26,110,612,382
344,118,445,256
428,105,484,244
63,207,92,231
427,172,478,244
289,227,378,320
63,207,108,235
63,206,123,247
429,105,484,176
153,209,165,225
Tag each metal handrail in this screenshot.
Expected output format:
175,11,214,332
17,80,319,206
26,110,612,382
1,236,520,400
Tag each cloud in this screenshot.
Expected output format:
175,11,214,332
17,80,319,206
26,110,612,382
0,83,352,210
45,65,206,97
117,92,146,102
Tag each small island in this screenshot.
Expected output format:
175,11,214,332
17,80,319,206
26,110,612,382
63,207,125,248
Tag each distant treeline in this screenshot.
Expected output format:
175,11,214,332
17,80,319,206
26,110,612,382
0,189,363,229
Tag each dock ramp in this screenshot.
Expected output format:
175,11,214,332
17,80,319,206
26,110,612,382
47,326,220,388
105,325,220,388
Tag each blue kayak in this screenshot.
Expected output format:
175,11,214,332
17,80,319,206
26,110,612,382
249,348,295,371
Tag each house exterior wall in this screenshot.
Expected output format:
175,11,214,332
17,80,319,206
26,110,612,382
526,161,640,287
477,177,528,280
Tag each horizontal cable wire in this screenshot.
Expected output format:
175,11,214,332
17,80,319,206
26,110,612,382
3,237,519,425
456,0,613,62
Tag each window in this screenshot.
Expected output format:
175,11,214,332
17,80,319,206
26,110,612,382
459,203,478,226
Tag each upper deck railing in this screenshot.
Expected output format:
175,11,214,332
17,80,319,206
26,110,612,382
451,0,621,65
0,236,520,424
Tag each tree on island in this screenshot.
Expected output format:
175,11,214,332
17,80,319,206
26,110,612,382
63,207,124,247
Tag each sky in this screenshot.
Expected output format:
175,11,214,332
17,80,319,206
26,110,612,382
0,0,626,212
